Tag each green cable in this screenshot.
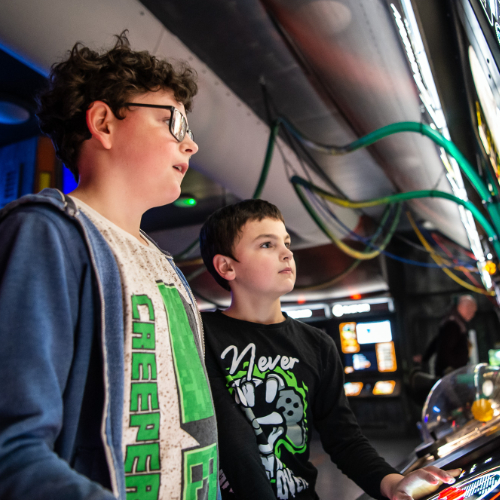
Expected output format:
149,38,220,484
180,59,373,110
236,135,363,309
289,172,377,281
176,117,500,270
291,175,500,258
252,120,281,199
282,118,500,238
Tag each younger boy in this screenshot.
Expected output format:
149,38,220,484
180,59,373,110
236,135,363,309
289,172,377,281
200,199,458,500
0,34,217,500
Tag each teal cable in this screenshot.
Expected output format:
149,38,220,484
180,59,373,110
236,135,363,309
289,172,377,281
174,119,281,260
252,120,281,199
282,118,500,238
176,117,500,266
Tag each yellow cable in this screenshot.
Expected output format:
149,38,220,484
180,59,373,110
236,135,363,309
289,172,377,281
407,212,494,296
320,225,384,260
294,183,395,260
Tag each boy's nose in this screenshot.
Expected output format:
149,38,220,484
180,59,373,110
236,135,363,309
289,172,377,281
181,135,199,155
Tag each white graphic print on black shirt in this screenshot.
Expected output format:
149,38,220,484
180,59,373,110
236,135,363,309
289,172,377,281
203,310,398,500
224,341,309,498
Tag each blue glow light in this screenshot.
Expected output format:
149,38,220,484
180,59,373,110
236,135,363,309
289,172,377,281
0,41,48,76
62,166,78,194
0,102,30,124
433,406,441,413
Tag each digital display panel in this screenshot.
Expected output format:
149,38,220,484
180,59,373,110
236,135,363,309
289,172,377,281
340,319,397,374
464,0,500,71
344,382,363,397
344,351,378,372
339,322,360,354
356,320,392,344
373,380,396,395
376,342,398,372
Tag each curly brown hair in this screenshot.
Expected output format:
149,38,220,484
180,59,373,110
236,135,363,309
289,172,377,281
36,31,198,179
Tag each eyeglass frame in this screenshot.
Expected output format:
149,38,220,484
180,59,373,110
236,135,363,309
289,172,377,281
123,102,194,143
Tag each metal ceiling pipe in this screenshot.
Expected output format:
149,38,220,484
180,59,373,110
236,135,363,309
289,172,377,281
261,0,469,247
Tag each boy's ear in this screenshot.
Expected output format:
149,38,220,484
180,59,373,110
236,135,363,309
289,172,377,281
213,254,236,283
86,101,114,150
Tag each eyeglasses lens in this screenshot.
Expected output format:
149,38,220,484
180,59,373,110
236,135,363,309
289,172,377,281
171,108,187,142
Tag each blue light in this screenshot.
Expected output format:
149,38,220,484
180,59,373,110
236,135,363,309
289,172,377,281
62,166,78,194
0,41,48,76
433,406,440,413
0,102,30,124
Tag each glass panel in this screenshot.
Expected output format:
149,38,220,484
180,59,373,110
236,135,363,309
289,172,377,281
421,364,500,448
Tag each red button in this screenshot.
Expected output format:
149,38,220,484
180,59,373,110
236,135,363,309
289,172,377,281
438,487,466,500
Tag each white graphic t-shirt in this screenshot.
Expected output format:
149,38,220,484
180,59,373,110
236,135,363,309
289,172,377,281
73,198,218,500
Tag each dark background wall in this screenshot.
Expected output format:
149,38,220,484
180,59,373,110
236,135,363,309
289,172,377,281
386,234,500,372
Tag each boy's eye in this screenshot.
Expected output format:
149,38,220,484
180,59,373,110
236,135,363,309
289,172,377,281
261,242,272,248
285,242,291,249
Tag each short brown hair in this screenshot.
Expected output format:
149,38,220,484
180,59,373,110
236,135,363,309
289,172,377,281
36,31,197,179
200,199,285,291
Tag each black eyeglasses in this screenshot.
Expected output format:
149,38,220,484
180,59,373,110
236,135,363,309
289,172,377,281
124,103,194,143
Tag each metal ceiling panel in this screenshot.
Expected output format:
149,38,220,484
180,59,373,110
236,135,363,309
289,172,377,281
0,0,365,251
140,0,470,246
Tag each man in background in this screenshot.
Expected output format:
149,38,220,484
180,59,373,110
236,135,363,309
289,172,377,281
423,295,477,378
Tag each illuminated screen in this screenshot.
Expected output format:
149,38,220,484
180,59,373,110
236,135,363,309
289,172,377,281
339,322,360,354
340,319,396,374
344,351,378,372
356,320,392,344
376,342,397,372
489,349,500,367
344,382,363,397
475,0,500,50
373,380,396,396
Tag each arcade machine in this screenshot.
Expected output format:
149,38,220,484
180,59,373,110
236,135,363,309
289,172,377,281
455,0,500,193
353,0,500,491
359,363,500,500
284,298,406,432
332,299,406,434
340,318,399,398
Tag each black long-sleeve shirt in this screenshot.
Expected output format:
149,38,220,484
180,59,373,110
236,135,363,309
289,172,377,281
203,311,397,500
434,313,469,378
422,310,469,378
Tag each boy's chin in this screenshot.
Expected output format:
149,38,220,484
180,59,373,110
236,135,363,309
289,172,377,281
151,191,182,208
279,282,296,296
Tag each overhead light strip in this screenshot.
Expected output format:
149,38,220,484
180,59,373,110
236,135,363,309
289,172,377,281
391,1,490,289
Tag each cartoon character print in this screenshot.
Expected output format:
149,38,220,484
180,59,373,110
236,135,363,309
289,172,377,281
222,344,309,499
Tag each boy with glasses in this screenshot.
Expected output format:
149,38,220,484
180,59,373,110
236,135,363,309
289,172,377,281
0,33,217,500
200,199,460,500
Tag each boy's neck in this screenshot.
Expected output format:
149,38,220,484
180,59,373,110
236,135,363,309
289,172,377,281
222,293,285,325
70,178,147,246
